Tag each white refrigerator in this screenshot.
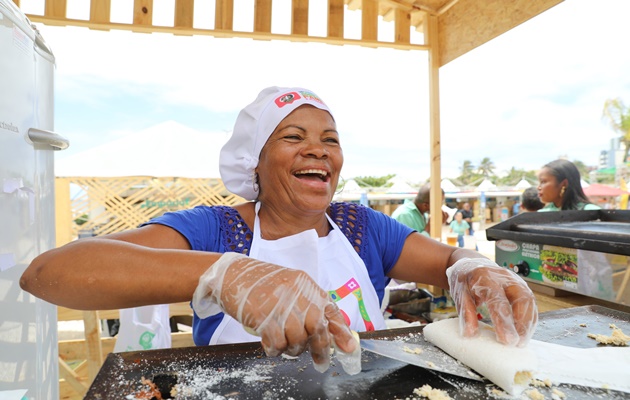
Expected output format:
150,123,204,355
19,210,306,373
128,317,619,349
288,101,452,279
0,1,68,399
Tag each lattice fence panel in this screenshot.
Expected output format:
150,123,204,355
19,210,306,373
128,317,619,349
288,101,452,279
58,176,242,240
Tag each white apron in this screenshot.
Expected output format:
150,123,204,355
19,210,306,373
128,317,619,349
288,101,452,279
209,202,385,345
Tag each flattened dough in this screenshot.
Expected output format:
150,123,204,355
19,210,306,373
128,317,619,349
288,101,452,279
423,318,537,396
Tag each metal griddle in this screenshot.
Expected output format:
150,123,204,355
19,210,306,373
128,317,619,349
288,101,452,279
486,210,630,256
84,306,630,399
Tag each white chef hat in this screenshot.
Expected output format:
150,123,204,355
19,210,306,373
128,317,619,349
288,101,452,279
219,86,333,200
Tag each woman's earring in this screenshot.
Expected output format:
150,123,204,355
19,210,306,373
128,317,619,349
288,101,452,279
560,186,566,196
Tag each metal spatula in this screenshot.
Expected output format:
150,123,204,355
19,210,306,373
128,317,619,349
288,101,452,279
360,338,484,381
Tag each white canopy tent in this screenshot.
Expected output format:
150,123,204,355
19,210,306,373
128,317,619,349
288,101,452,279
385,176,417,194
514,178,532,190
441,178,458,193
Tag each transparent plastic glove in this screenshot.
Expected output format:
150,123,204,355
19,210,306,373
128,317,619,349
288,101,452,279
446,257,538,347
192,252,359,373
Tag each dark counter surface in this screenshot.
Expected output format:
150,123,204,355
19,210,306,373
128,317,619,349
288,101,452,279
85,305,630,399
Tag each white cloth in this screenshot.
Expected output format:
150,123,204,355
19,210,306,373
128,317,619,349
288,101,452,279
114,305,172,352
209,202,385,344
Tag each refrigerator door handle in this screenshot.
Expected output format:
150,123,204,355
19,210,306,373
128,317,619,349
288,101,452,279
28,128,70,150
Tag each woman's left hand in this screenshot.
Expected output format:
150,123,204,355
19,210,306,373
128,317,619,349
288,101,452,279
447,258,538,347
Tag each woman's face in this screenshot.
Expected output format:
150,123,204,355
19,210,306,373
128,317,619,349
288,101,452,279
537,167,565,206
256,105,343,212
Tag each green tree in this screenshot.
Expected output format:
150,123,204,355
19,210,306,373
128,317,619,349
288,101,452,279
457,160,476,185
571,159,590,180
602,98,630,164
495,167,533,186
354,174,396,188
477,157,496,177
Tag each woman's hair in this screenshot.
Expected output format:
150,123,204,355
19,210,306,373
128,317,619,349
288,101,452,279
542,159,591,210
521,187,544,212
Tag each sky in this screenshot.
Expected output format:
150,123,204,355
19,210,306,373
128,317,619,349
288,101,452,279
22,0,630,184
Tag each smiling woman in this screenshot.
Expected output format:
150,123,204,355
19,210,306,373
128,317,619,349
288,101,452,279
21,86,539,377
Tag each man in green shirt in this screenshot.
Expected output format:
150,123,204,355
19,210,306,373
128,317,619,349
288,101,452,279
391,184,446,237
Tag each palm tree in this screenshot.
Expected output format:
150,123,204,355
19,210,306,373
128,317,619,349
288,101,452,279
477,157,496,177
602,98,630,164
458,160,476,185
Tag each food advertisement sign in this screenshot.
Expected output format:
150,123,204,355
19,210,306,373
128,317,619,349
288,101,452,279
495,239,628,304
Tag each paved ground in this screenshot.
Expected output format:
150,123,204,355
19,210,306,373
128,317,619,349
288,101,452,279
440,223,497,260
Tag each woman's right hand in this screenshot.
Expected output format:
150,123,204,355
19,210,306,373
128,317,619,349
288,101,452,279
192,253,358,372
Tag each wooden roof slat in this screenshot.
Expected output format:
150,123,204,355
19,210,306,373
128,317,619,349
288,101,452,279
394,8,410,44
90,0,111,26
254,0,272,33
438,0,563,66
328,0,344,39
361,0,378,41
292,0,309,36
45,0,66,19
133,0,153,27
215,0,234,31
20,1,562,64
174,0,194,30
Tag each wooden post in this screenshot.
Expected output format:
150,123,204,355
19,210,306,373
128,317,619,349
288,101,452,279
327,0,344,38
394,8,410,44
254,0,272,33
361,0,377,41
426,14,442,241
215,0,234,30
45,0,67,18
89,0,111,25
292,0,309,36
133,0,153,26
175,0,194,29
83,310,103,384
54,178,73,247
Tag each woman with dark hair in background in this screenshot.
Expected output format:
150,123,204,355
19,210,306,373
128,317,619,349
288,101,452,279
537,159,600,211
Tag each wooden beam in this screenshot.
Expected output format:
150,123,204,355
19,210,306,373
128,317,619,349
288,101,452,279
55,179,72,247
133,0,153,26
175,0,194,29
438,0,564,66
292,0,309,36
254,0,272,33
12,0,20,8
83,311,103,383
90,0,111,25
426,14,442,241
361,0,378,41
45,0,66,19
58,358,88,396
394,8,410,44
215,0,234,30
25,14,428,50
327,0,344,38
